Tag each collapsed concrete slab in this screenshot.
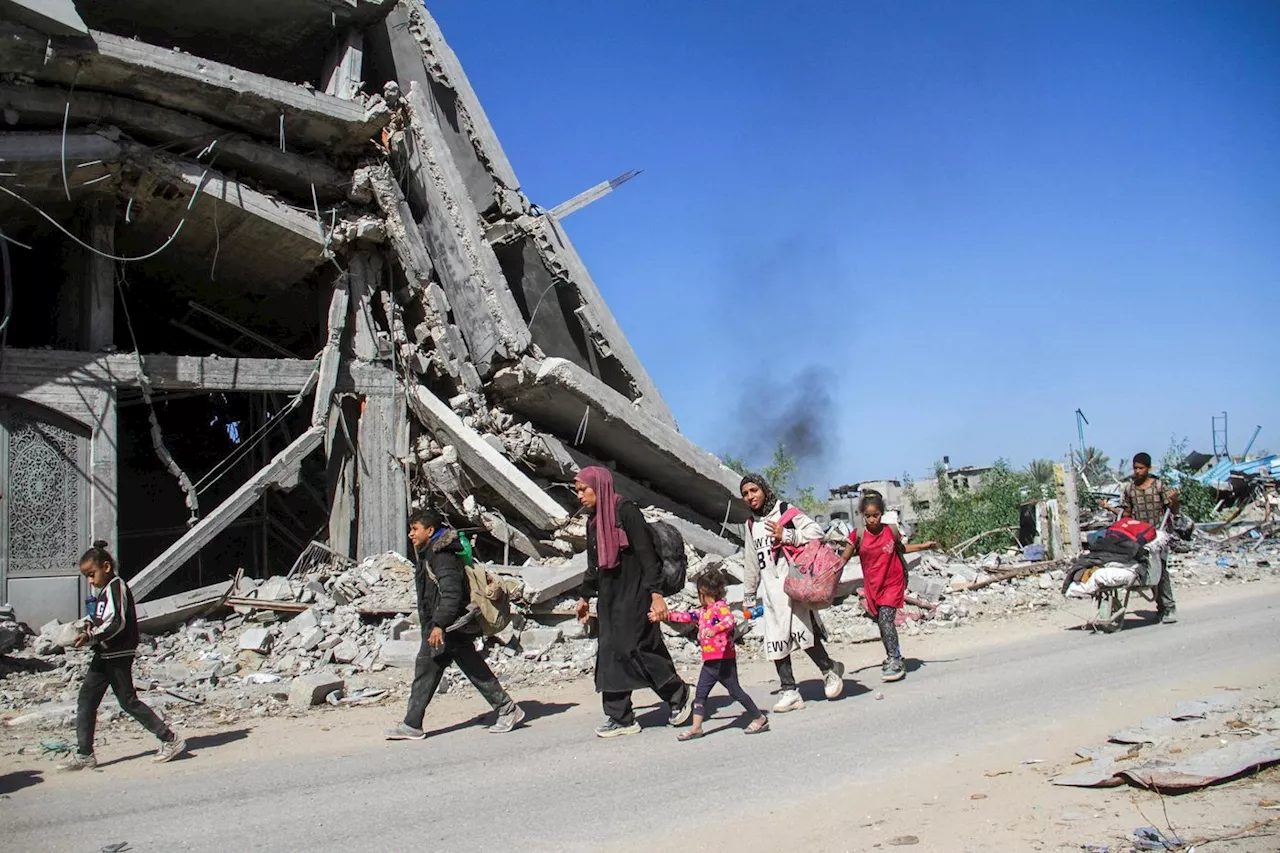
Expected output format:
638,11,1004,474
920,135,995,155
387,82,531,376
494,357,748,525
407,384,568,532
0,20,390,155
0,84,351,203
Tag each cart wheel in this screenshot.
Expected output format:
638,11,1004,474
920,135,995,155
1093,589,1125,634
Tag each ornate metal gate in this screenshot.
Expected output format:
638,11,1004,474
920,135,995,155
0,398,90,625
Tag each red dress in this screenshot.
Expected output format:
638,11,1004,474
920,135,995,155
852,525,906,611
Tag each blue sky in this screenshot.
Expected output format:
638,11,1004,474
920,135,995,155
431,0,1280,490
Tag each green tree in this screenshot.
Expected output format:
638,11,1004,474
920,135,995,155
1026,459,1056,487
1074,446,1113,483
910,459,1037,552
723,443,825,515
1160,435,1217,522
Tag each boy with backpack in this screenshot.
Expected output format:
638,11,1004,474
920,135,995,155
384,509,524,740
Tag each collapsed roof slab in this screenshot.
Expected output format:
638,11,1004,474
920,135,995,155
529,432,740,557
388,82,531,377
368,0,520,217
0,21,390,156
72,0,393,86
0,350,396,396
370,1,678,430
407,383,569,533
0,84,351,204
112,149,329,291
492,357,751,526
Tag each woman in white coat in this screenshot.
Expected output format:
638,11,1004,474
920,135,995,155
741,473,845,712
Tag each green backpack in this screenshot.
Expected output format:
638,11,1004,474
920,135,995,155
457,531,511,636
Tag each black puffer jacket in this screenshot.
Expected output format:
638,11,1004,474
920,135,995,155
413,529,471,634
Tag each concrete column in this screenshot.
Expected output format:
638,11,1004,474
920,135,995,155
82,196,115,353
89,387,118,552
356,388,407,559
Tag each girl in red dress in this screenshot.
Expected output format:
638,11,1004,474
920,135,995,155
837,493,937,682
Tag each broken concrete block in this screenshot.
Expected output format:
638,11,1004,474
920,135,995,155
39,620,81,649
288,672,345,711
299,628,326,651
389,617,413,640
256,576,294,601
377,639,419,668
399,628,421,643
237,628,272,654
519,627,562,651
333,640,360,664
520,564,587,604
282,607,321,639
908,576,947,601
317,635,342,652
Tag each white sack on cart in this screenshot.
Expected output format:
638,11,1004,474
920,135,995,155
1065,563,1140,598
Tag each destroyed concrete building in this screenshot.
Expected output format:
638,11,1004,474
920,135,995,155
0,0,749,627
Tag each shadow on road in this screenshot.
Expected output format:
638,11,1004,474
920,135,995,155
847,656,957,677
97,727,253,768
0,769,44,795
1065,608,1162,634
518,700,578,724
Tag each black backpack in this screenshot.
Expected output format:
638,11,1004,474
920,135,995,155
648,520,688,597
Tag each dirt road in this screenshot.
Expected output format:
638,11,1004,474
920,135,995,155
3,581,1278,852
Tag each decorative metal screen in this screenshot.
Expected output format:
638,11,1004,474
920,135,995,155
6,412,84,577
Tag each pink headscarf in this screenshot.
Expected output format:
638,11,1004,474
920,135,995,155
577,466,629,569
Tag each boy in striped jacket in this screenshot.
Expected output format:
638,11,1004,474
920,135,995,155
58,541,186,771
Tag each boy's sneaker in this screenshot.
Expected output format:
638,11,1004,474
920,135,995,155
668,688,695,727
489,704,525,734
153,734,187,763
1159,606,1178,625
882,657,906,682
595,718,641,738
57,752,97,772
446,603,481,633
823,661,846,699
384,723,427,740
772,689,804,713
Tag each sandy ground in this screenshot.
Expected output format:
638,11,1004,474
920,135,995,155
2,579,1278,852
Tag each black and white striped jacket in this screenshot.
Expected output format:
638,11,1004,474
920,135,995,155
88,576,140,660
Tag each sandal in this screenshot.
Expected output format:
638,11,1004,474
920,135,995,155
745,715,770,735
677,729,705,742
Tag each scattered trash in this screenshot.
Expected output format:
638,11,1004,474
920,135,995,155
984,770,1011,777
969,793,987,800
39,738,70,755
1132,826,1184,850
886,836,919,847
244,673,282,685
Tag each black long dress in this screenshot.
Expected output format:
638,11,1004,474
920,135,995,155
581,500,682,693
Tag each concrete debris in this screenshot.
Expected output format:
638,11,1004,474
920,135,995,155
1056,686,1280,792
288,672,346,712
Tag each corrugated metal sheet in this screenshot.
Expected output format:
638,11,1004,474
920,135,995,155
1193,454,1278,489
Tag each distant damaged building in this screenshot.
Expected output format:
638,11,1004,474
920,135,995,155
0,0,747,626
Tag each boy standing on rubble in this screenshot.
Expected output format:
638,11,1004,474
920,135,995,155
385,509,524,740
1120,452,1180,623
